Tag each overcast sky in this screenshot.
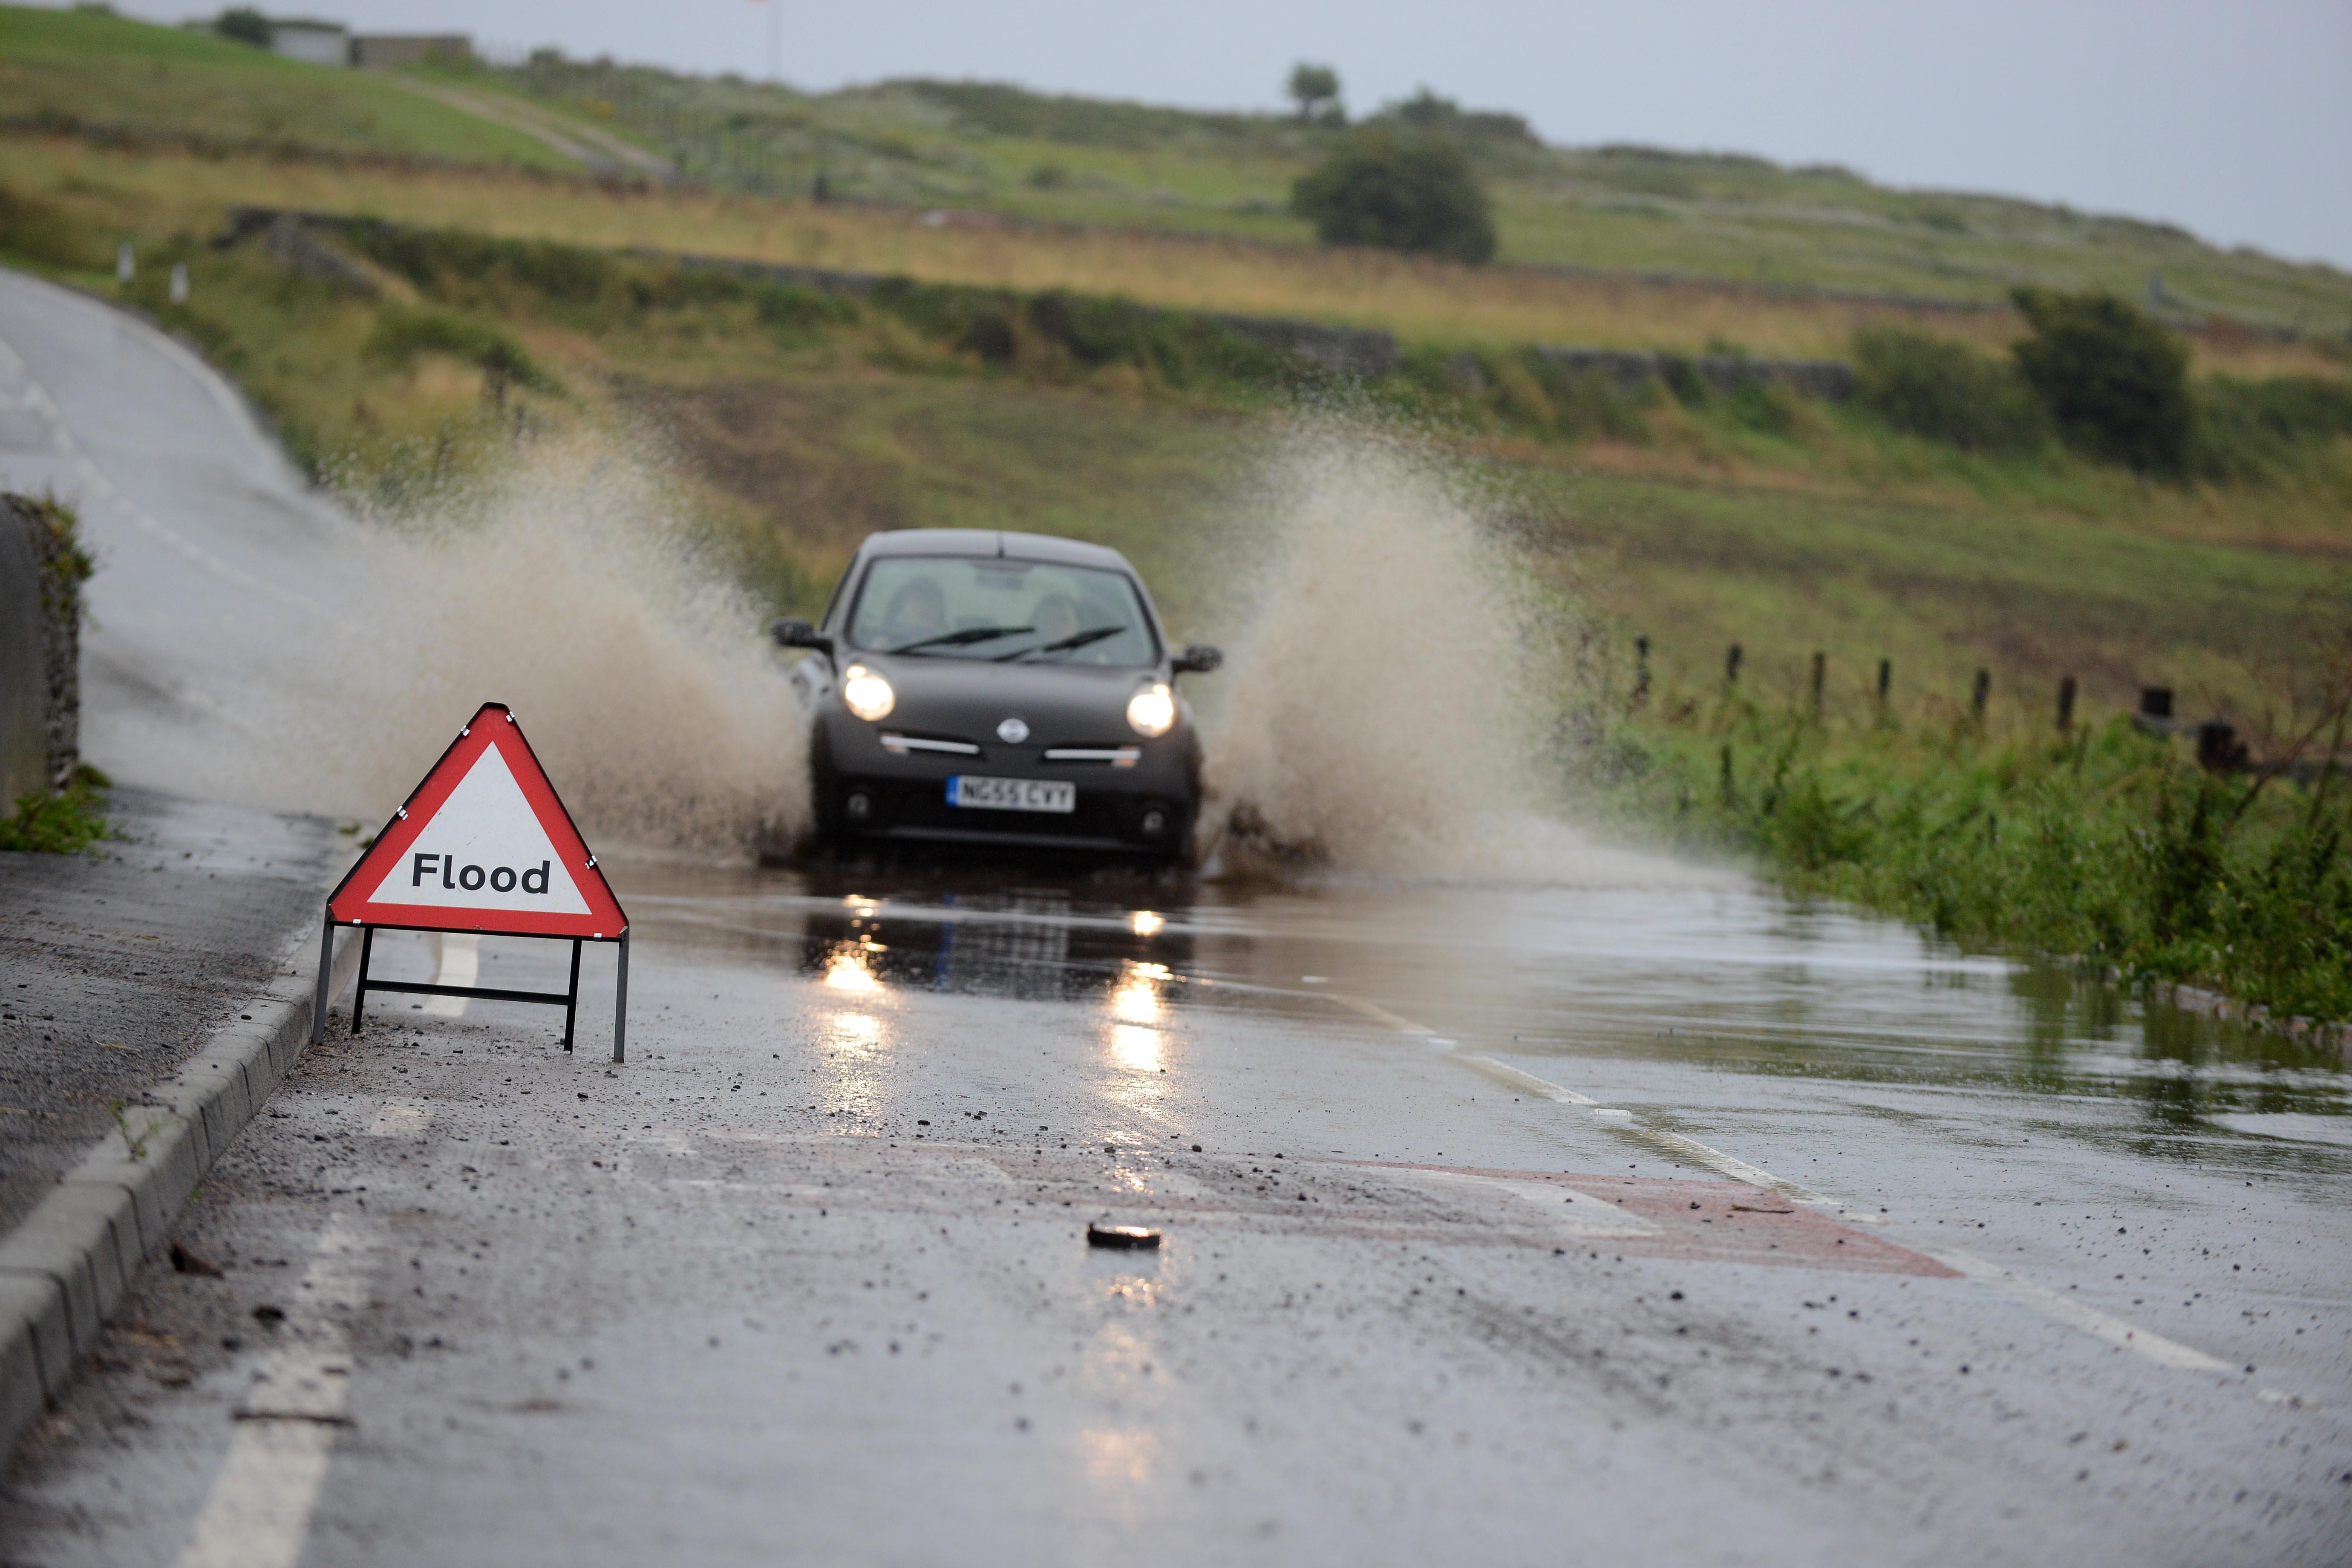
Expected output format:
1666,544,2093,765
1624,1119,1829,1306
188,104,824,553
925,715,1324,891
89,0,2352,270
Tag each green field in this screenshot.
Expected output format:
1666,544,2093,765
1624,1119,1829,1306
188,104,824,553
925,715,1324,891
0,6,573,167
468,59,2352,333
5,6,2349,334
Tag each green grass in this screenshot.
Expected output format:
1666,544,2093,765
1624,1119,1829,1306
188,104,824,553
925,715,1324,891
0,5,576,168
1592,698,2352,1023
0,763,114,854
467,62,2352,334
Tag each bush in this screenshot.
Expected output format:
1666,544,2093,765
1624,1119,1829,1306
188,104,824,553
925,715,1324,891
365,310,556,394
1290,130,1497,265
213,7,270,47
1853,327,2049,455
0,184,98,270
2193,375,2352,483
2011,288,2194,476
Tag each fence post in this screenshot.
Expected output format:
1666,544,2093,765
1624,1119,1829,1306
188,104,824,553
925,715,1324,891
2057,675,2077,732
1810,651,1826,717
1972,669,1991,718
1632,635,1651,709
1725,643,1742,686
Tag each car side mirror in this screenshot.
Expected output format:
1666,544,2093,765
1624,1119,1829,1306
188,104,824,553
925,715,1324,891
770,618,828,650
1173,644,1222,674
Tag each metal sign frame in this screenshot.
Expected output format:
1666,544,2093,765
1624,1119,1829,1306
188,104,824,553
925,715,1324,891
311,702,631,1061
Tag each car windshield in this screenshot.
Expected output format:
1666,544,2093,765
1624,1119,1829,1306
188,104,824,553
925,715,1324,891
846,556,1158,666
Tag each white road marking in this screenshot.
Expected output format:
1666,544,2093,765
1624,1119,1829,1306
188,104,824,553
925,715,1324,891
1460,1054,1828,1202
1928,1249,2234,1373
176,1211,373,1568
1346,1000,2275,1389
369,1099,431,1138
422,934,479,1017
1461,1053,1597,1104
0,355,323,617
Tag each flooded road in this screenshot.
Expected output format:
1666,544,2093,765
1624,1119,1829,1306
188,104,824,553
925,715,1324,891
6,855,2347,1565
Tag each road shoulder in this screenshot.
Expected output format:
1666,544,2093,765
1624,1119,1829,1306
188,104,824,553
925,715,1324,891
0,787,360,1453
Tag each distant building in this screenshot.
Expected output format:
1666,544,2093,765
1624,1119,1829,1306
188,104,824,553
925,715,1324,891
267,18,349,67
348,33,473,69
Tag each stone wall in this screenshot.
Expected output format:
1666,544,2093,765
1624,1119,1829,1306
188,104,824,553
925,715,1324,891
1534,346,1856,403
227,208,1870,398
0,494,84,816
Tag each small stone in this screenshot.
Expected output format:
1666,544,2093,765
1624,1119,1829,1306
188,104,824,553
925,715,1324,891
1087,1223,1161,1251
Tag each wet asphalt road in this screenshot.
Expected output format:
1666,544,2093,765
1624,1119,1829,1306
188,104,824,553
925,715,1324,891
2,864,2348,1565
2,265,2349,1563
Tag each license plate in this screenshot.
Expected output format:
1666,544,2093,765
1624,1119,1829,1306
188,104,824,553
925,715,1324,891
946,775,1076,814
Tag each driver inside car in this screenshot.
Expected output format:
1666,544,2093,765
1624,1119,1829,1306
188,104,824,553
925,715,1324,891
1030,592,1081,645
881,577,948,648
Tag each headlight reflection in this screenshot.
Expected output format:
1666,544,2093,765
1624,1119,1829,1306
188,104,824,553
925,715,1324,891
823,944,881,993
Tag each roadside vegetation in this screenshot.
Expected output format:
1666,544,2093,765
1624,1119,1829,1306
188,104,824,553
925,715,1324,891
1591,623,2352,1025
0,762,114,855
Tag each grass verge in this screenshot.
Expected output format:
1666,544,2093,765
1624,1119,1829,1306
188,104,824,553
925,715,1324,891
1596,683,2352,1022
0,763,115,854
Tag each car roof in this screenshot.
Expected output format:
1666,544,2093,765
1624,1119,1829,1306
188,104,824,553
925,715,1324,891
856,528,1136,573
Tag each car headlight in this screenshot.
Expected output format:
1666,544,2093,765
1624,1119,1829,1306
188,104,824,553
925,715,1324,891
841,665,895,722
1126,682,1176,738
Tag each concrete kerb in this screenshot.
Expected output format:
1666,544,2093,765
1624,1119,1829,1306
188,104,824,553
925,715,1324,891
0,919,363,1456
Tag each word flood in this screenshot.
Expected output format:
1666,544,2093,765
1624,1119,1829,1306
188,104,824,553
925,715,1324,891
411,853,551,895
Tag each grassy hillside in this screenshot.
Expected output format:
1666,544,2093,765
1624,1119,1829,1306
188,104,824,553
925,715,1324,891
0,5,575,168
467,59,2352,334
4,6,2346,338
0,134,2335,382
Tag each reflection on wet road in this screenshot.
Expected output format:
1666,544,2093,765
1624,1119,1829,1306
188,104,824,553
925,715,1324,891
625,860,2351,1167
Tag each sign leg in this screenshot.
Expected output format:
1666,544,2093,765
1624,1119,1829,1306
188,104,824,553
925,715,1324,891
350,926,375,1035
611,931,630,1064
311,917,335,1045
562,938,582,1054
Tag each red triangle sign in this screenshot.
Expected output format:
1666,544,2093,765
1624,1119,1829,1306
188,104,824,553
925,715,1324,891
327,702,628,939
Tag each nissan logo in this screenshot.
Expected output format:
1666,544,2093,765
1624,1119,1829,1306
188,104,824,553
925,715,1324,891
996,717,1030,744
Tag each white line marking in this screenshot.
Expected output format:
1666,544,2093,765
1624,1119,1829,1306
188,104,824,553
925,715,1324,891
1928,1249,2234,1372
422,934,478,1017
1333,994,1433,1035
1460,1053,1597,1104
1460,1054,1828,1202
176,1211,372,1568
368,1099,431,1138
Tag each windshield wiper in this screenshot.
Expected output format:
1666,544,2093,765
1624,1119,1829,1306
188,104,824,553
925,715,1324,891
889,625,1033,655
999,626,1125,661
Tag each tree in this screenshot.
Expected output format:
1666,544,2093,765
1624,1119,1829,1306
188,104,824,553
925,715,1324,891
1286,63,1341,123
2010,287,2194,475
1290,129,1496,264
213,7,271,47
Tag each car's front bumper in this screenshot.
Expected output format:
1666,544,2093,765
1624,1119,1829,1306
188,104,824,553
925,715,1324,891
811,716,1200,856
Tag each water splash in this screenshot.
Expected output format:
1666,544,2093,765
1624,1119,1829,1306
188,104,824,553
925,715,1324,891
202,436,808,853
1198,421,1717,888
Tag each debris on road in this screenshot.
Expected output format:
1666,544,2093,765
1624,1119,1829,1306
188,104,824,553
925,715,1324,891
1087,1222,1162,1250
169,1241,224,1277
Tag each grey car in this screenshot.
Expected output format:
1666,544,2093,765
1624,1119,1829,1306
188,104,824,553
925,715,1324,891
772,529,1221,860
